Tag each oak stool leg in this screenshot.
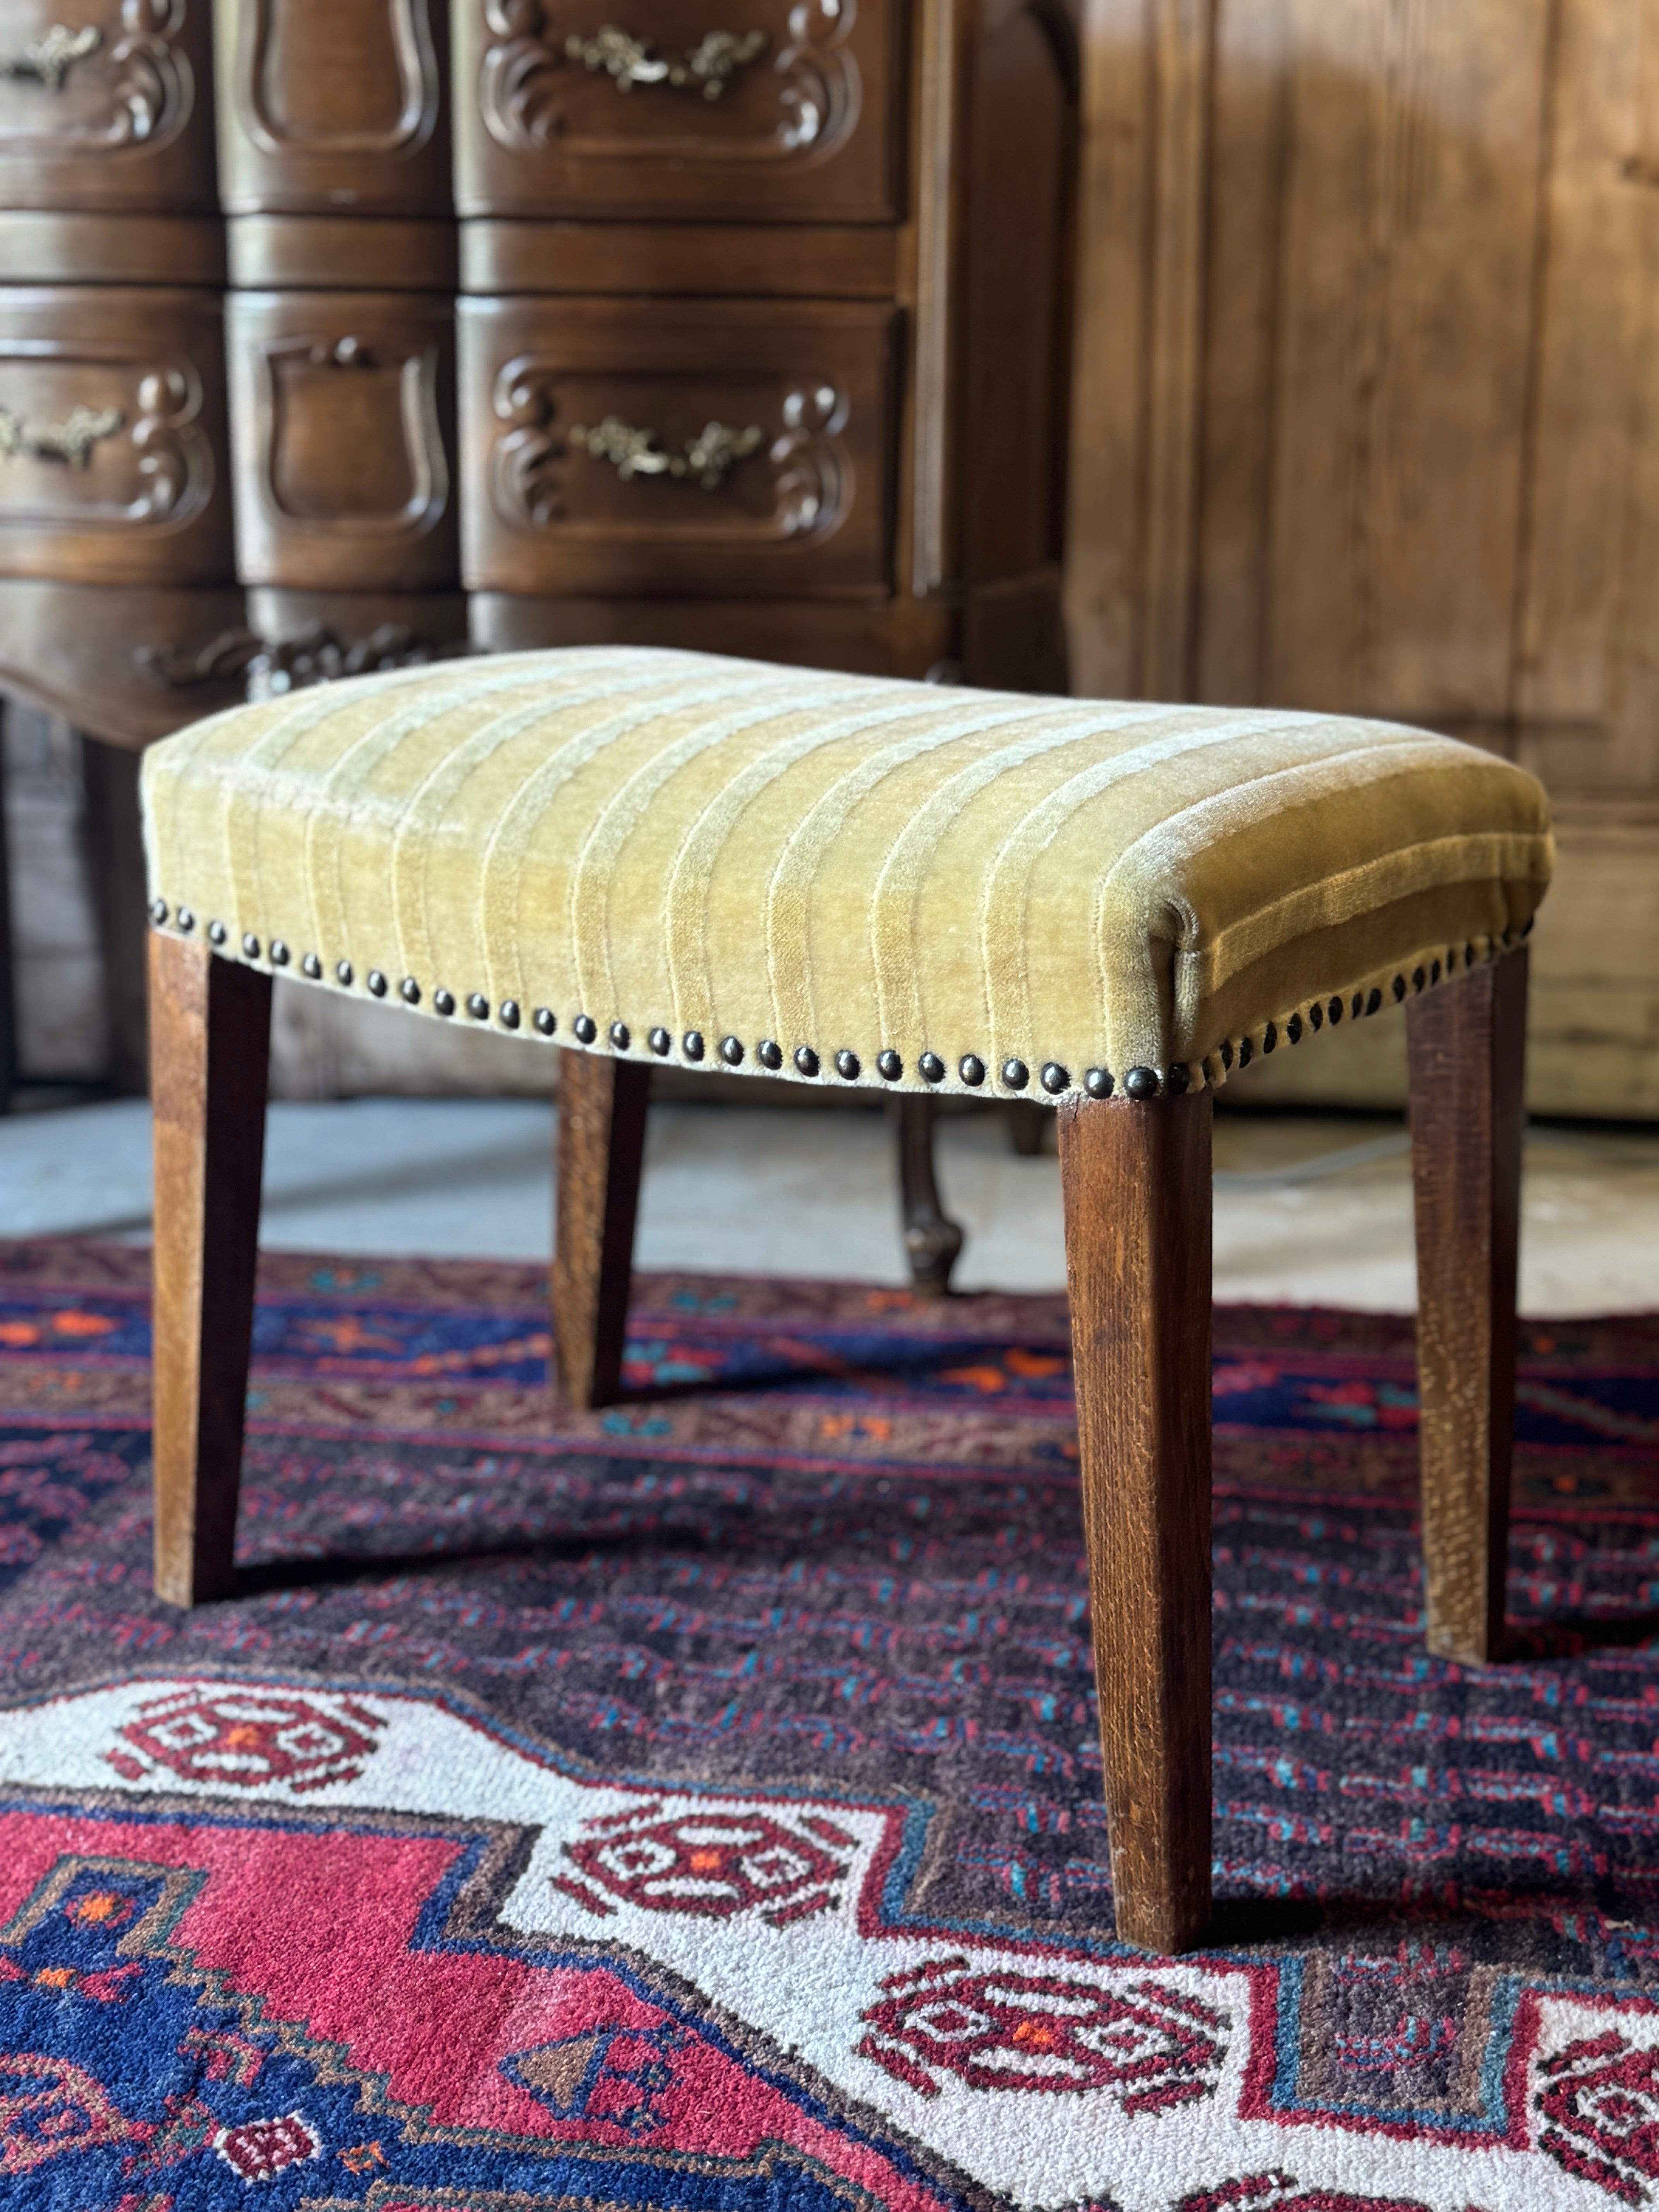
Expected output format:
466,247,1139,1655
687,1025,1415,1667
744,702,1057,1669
1058,1087,1213,1953
895,1097,965,1297
1407,949,1528,1664
553,1051,651,1411
150,933,272,1607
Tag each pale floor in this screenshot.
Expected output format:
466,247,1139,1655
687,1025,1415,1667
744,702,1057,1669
0,1095,1653,1314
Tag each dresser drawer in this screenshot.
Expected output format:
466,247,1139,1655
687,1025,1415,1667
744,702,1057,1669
216,0,450,215
0,286,229,584
227,289,457,591
460,296,894,598
0,0,214,210
454,0,900,222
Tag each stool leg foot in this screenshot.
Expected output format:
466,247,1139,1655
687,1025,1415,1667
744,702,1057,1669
1058,1088,1212,1954
1407,948,1527,1665
895,1098,963,1297
150,933,271,1607
553,1051,651,1411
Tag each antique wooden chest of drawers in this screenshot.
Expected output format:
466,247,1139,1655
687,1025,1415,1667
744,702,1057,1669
0,0,1076,737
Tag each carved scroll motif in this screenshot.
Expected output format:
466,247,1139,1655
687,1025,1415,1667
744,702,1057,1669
143,621,464,700
489,360,849,541
0,0,192,152
0,354,211,528
479,0,857,161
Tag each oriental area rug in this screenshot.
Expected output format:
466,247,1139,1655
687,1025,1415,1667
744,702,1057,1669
0,1242,1657,2212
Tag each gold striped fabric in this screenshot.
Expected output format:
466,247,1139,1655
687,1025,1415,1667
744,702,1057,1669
141,645,1553,1098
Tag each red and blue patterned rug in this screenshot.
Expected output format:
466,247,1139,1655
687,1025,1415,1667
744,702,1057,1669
0,1238,1657,2211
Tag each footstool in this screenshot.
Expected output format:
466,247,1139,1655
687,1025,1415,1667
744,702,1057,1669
141,645,1553,1954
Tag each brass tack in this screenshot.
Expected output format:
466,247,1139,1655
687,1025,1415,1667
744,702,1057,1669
877,1049,902,1080
720,1035,744,1066
610,1020,630,1049
649,1027,670,1055
536,1008,557,1037
793,1044,819,1077
500,999,520,1029
302,952,322,980
684,1031,705,1062
209,921,227,946
243,933,261,959
757,1039,783,1070
177,908,194,932
270,940,290,967
149,897,168,925
400,976,421,1005
1040,1062,1068,1094
368,969,388,997
1001,1058,1029,1091
337,960,354,986
1084,1067,1113,1099
1262,1022,1278,1053
1166,1063,1191,1094
468,992,489,1019
919,1052,945,1084
835,1049,860,1080
959,1054,985,1087
1124,1065,1162,1100
573,1013,596,1042
434,988,455,1016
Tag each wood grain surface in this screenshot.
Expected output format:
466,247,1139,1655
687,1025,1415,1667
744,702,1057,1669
150,933,272,1607
552,1049,651,1412
1406,948,1528,1664
1058,1087,1213,1954
893,1096,963,1296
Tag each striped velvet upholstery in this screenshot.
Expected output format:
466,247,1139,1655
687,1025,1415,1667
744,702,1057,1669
141,646,1553,1098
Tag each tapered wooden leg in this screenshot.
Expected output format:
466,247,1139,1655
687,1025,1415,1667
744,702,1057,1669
894,1097,964,1297
150,933,272,1607
1058,1088,1213,1954
553,1051,651,1410
1407,948,1527,1664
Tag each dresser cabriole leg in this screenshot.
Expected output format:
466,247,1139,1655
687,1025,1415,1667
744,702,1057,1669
1058,1087,1213,1954
150,932,271,1607
1407,948,1528,1665
553,1050,651,1411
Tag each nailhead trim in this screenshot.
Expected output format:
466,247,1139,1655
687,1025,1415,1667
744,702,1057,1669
161,915,1525,1103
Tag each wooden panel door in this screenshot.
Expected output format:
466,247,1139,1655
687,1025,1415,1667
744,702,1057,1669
1065,0,1659,1115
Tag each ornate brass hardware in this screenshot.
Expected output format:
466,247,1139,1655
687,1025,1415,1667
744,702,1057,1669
563,23,767,99
0,22,103,90
570,415,764,489
0,402,124,469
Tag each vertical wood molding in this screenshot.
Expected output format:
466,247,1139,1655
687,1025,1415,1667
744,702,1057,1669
1066,0,1214,699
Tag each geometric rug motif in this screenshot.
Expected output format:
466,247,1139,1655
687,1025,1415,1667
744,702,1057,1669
0,1240,1654,2209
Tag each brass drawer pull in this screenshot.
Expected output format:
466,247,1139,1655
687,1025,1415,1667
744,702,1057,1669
0,22,103,91
571,414,764,489
563,24,767,100
0,402,125,469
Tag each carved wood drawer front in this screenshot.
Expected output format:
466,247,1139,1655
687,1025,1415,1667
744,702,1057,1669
455,0,898,221
227,290,458,592
216,0,450,214
459,295,895,597
0,285,230,584
0,0,213,209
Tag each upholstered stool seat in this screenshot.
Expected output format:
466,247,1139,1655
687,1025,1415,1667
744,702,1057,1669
142,646,1550,1105
139,645,1553,1958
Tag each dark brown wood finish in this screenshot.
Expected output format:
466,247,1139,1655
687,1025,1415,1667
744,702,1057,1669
894,1096,963,1295
227,287,458,590
150,933,272,1607
458,296,896,601
460,221,900,301
1058,1089,1213,1954
452,0,901,224
215,0,451,216
553,1048,652,1412
0,286,232,586
0,0,216,213
1406,948,1528,1665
